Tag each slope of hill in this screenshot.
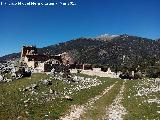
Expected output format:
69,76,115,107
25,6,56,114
0,34,160,72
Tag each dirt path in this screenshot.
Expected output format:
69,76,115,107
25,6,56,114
60,82,117,120
103,81,127,120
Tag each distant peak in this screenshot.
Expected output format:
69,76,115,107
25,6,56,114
97,33,119,38
95,34,119,41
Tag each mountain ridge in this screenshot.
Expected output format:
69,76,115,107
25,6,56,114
0,34,160,72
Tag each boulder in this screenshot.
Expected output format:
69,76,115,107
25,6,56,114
49,89,55,94
11,73,16,78
63,95,73,101
0,75,3,81
6,79,12,82
31,84,38,90
41,79,52,85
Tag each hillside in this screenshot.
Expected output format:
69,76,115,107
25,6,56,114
1,34,160,72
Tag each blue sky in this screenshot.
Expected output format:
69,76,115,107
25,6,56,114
0,0,160,56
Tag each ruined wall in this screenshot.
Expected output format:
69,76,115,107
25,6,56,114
26,61,35,68
61,52,74,65
21,46,37,57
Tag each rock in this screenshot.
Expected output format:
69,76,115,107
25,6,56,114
49,89,55,94
31,91,38,95
0,75,3,81
24,99,30,104
22,87,29,92
155,78,160,84
64,95,73,101
41,79,52,85
11,72,16,78
51,68,55,73
17,116,23,120
6,79,12,82
31,84,38,90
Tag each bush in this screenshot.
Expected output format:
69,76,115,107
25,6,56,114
134,72,142,79
146,67,159,78
119,73,134,80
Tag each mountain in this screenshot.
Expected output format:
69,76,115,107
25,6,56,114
0,53,21,61
95,34,119,41
1,34,160,72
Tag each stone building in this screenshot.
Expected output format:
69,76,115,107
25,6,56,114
61,52,74,65
20,46,62,72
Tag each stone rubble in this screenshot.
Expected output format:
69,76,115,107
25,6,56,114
145,98,160,104
135,78,160,96
61,76,102,96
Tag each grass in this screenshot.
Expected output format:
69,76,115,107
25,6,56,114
0,73,118,120
81,80,123,120
0,73,74,120
122,79,160,120
0,73,159,120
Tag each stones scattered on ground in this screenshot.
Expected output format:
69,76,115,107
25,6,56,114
16,74,102,119
22,84,38,92
0,75,12,82
135,78,160,97
144,98,160,104
60,83,116,120
132,78,160,119
61,76,102,96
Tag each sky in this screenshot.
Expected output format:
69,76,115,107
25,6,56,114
0,0,160,56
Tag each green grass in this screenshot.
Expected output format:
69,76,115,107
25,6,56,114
81,80,123,120
0,73,74,120
122,79,160,120
1,73,159,120
0,73,118,120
